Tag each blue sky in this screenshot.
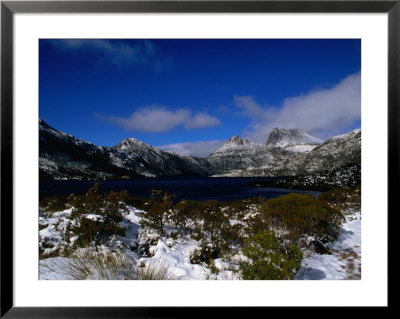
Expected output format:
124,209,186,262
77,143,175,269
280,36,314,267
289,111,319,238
39,39,361,157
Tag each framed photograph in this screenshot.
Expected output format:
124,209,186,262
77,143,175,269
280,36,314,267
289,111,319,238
1,0,395,316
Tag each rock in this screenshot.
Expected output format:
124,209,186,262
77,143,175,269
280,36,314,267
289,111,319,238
313,240,332,255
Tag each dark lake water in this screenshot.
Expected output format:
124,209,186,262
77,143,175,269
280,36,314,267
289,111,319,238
40,177,320,203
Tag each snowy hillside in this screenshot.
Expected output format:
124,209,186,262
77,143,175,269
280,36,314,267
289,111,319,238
40,119,361,182
207,128,359,178
295,129,361,174
39,119,211,180
39,185,361,281
266,128,322,148
215,135,251,151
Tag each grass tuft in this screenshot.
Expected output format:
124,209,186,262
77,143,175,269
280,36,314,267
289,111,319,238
135,259,178,280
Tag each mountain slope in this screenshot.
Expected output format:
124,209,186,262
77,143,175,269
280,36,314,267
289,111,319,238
207,139,279,176
112,137,212,177
207,129,324,177
266,128,322,148
40,120,211,180
39,119,143,180
294,129,361,175
40,120,361,181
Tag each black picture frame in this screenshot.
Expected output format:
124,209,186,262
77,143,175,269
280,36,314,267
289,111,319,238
1,0,396,317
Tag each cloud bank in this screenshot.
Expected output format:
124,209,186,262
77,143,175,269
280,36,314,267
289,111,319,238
158,140,225,158
49,39,173,71
105,106,221,133
234,72,361,142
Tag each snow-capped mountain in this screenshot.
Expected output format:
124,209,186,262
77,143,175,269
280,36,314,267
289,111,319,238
39,119,361,181
216,135,250,151
266,128,322,148
39,119,138,180
207,129,324,177
207,136,278,176
39,119,210,180
111,137,211,178
295,129,361,175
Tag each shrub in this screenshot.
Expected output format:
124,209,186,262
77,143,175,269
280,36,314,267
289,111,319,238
103,190,130,223
123,194,147,210
239,230,303,280
221,197,267,239
172,200,204,229
224,197,264,217
195,200,231,260
39,195,70,213
318,186,361,212
73,218,102,248
200,200,229,241
190,237,227,265
70,182,103,219
222,223,244,242
141,189,176,234
69,182,128,249
261,193,344,243
72,217,125,248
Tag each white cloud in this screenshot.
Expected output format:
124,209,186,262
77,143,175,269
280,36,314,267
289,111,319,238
234,72,361,142
49,39,173,71
106,106,221,133
158,140,225,158
184,112,221,129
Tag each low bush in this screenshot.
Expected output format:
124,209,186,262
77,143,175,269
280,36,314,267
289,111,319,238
39,195,70,213
222,223,244,242
123,195,147,210
224,197,264,216
72,217,125,248
239,230,303,280
261,193,344,243
70,182,103,219
199,200,229,240
172,200,204,229
190,237,228,265
69,182,129,249
103,190,130,223
318,186,361,212
140,189,176,234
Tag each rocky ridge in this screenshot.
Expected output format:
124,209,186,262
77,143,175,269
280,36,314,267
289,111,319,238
39,120,361,182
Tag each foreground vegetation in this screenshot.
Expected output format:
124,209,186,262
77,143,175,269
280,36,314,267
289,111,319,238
39,182,360,280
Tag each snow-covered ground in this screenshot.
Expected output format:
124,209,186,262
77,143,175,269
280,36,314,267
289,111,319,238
39,205,242,280
39,206,361,280
295,211,361,280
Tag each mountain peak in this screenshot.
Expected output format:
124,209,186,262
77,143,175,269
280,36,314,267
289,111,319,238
266,128,322,147
114,137,148,150
228,134,250,145
213,135,250,153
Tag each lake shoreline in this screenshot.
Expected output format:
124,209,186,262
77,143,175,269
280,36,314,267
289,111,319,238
39,177,321,202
